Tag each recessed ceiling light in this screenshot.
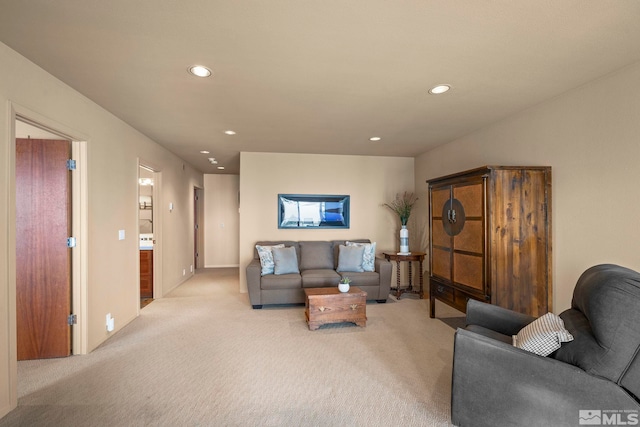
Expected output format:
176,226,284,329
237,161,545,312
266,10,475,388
369,137,381,141
224,130,236,135
199,150,210,154
429,84,451,95
188,65,212,78
217,166,225,170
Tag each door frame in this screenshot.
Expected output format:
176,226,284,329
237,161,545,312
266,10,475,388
8,103,89,378
138,161,162,307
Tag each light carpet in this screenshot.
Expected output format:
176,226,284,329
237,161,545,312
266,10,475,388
1,268,464,427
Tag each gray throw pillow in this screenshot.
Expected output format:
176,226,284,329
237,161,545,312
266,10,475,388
337,244,365,273
272,246,300,275
346,241,376,272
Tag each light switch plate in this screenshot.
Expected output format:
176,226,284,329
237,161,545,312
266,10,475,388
118,230,125,240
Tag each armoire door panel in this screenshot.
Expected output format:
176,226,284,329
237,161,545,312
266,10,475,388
432,222,450,248
454,252,484,291
431,188,450,217
453,220,483,253
432,248,451,280
454,183,483,217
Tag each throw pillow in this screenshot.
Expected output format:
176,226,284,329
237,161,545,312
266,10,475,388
346,241,377,272
337,244,365,273
256,244,284,276
513,312,574,357
272,246,300,275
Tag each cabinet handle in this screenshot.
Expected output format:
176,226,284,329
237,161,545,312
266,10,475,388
319,306,325,312
350,304,358,311
437,285,444,293
447,209,457,223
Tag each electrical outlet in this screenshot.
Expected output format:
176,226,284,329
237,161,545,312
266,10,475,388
183,268,186,276
106,313,115,332
190,265,193,273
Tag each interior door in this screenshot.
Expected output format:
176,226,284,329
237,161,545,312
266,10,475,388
194,187,203,269
16,138,72,360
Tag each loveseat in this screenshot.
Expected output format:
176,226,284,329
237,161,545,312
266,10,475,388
246,240,392,309
451,264,640,427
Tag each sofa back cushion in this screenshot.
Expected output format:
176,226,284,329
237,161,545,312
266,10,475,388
299,241,334,270
553,264,640,390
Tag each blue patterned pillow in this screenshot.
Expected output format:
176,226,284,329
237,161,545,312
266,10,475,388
346,241,377,272
256,244,284,276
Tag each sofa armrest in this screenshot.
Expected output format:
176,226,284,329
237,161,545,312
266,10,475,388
375,257,392,298
246,259,262,307
452,328,640,427
466,299,536,336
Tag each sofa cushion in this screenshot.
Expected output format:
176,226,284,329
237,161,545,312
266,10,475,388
260,273,301,290
338,271,380,287
299,241,334,270
301,269,340,288
255,244,284,276
512,312,573,357
272,246,300,275
337,244,365,272
346,241,376,272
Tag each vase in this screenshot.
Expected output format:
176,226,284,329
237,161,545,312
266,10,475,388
399,225,410,254
338,283,350,293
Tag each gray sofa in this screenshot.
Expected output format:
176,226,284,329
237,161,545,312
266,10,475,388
451,264,640,427
246,239,392,309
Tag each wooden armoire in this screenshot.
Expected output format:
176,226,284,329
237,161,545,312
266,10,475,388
427,166,552,318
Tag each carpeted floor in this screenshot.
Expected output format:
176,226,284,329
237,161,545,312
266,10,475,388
1,268,464,427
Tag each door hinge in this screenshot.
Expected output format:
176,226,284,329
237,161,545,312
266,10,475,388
67,314,77,325
67,237,77,248
67,159,76,170
195,224,199,230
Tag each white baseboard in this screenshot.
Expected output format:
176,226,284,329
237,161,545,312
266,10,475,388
204,264,239,268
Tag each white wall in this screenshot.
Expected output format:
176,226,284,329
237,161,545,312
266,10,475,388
204,174,240,267
239,152,415,294
414,61,640,314
0,42,202,418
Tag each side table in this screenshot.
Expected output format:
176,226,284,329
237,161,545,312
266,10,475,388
383,252,426,299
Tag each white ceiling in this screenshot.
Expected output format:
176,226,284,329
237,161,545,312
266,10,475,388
1,1,640,174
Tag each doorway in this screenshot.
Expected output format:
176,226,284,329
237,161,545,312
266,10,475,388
194,187,204,270
139,165,155,308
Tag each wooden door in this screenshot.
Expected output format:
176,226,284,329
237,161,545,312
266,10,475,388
16,138,72,360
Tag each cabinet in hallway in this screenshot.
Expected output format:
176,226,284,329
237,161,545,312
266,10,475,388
140,249,153,298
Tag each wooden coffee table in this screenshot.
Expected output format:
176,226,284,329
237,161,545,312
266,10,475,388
304,287,367,330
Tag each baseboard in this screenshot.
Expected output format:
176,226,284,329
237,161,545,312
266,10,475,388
204,264,240,268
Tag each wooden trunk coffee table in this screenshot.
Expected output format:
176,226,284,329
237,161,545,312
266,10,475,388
304,287,367,330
